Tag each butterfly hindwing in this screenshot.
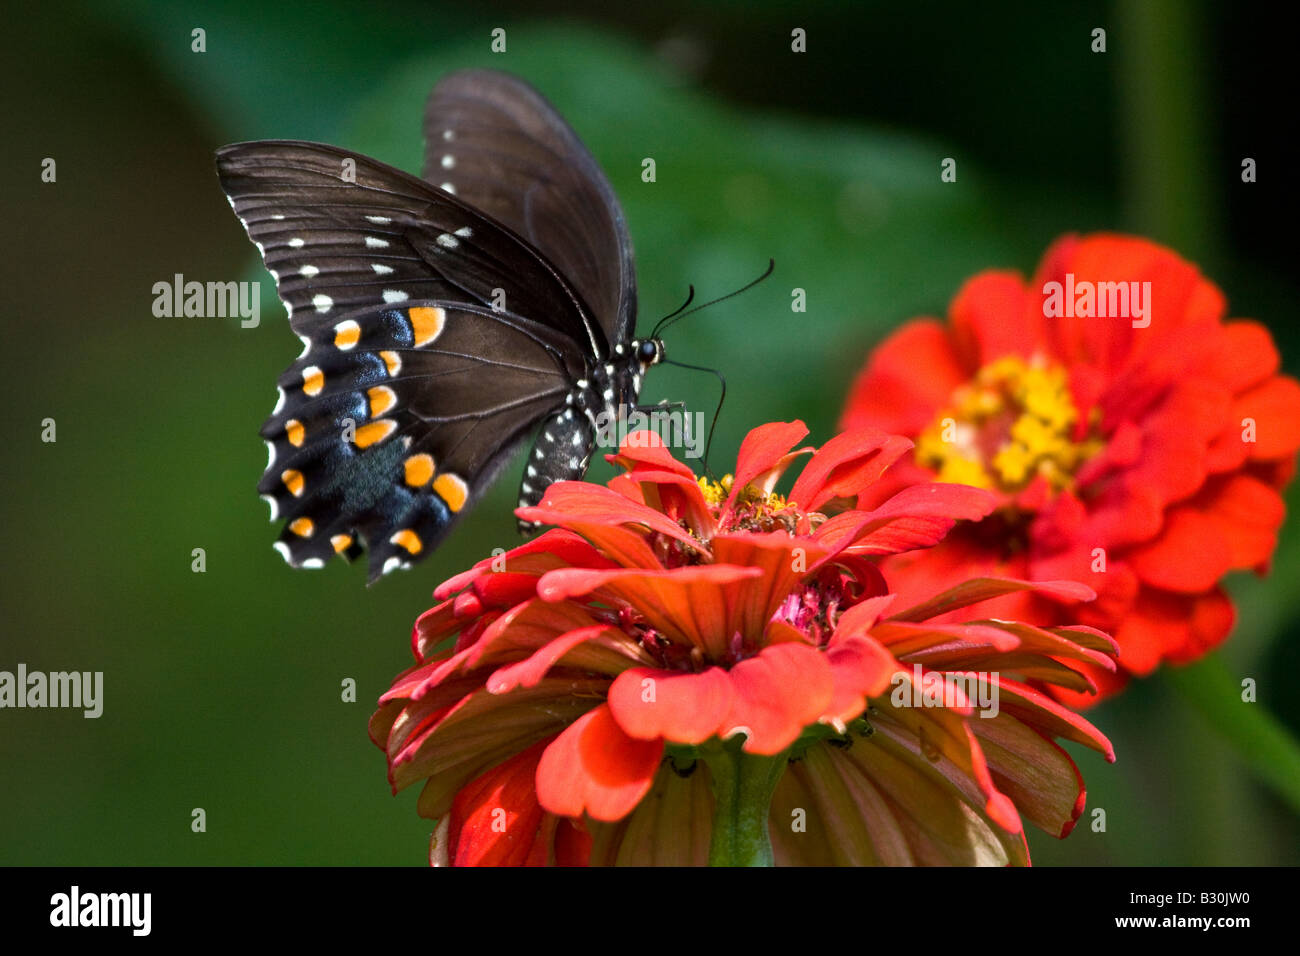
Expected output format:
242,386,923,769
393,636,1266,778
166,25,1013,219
260,300,576,580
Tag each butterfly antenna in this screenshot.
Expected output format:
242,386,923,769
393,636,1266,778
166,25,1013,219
662,359,726,477
650,285,696,339
653,258,775,338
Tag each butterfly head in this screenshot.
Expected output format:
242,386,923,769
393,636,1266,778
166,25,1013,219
635,337,665,369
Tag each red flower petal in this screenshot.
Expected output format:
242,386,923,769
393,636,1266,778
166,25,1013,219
516,481,706,566
535,705,663,822
1195,473,1287,571
721,642,834,754
606,666,736,744
712,532,830,640
434,529,614,600
538,564,763,660
1127,507,1232,593
486,623,649,694
446,739,551,867
887,577,1094,623
823,634,900,726
1192,320,1280,393
815,483,996,558
722,420,810,516
840,319,968,435
971,716,1087,838
608,431,697,479
788,429,914,512
1236,375,1300,461
829,594,897,643
949,270,1039,368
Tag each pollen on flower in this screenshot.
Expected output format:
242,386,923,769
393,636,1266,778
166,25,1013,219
915,354,1101,493
697,474,732,507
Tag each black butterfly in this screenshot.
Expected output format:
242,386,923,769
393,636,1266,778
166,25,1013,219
216,69,663,581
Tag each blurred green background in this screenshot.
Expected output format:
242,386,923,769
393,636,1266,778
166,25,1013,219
2,0,1296,865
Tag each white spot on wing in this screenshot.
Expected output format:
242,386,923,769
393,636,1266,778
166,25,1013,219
365,215,392,224
440,182,456,194
382,289,409,304
365,236,389,249
273,541,292,564
441,154,455,169
454,226,472,238
299,265,319,278
261,494,279,520
312,294,333,313
371,263,394,275
288,238,305,249
435,233,459,250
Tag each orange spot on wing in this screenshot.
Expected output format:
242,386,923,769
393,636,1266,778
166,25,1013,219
289,517,314,537
354,419,397,448
368,385,397,417
331,534,353,553
302,366,324,396
390,529,422,555
380,350,401,376
404,453,435,487
409,306,446,347
285,419,305,447
433,473,469,513
281,469,304,497
333,320,361,350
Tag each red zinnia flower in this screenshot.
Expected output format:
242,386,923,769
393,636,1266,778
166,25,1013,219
841,233,1300,703
371,421,1116,865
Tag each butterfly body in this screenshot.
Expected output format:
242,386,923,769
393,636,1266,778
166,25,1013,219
517,336,663,530
218,70,654,580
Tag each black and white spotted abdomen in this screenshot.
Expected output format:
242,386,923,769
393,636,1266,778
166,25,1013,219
515,338,657,534
517,408,597,532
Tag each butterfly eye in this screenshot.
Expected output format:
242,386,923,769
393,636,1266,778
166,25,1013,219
638,340,660,364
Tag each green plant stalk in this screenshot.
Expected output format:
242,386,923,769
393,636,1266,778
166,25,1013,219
1165,653,1300,815
705,746,787,866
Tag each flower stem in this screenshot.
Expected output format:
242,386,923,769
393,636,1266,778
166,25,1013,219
1164,653,1300,816
704,746,786,866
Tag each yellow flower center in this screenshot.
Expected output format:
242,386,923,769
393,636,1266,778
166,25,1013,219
698,474,732,507
915,355,1100,494
699,474,802,532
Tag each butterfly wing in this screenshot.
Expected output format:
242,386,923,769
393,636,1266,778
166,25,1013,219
423,69,636,348
260,300,581,581
215,140,605,356
217,71,640,579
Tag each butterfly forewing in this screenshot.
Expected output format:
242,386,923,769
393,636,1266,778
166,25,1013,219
216,141,596,351
424,69,636,347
